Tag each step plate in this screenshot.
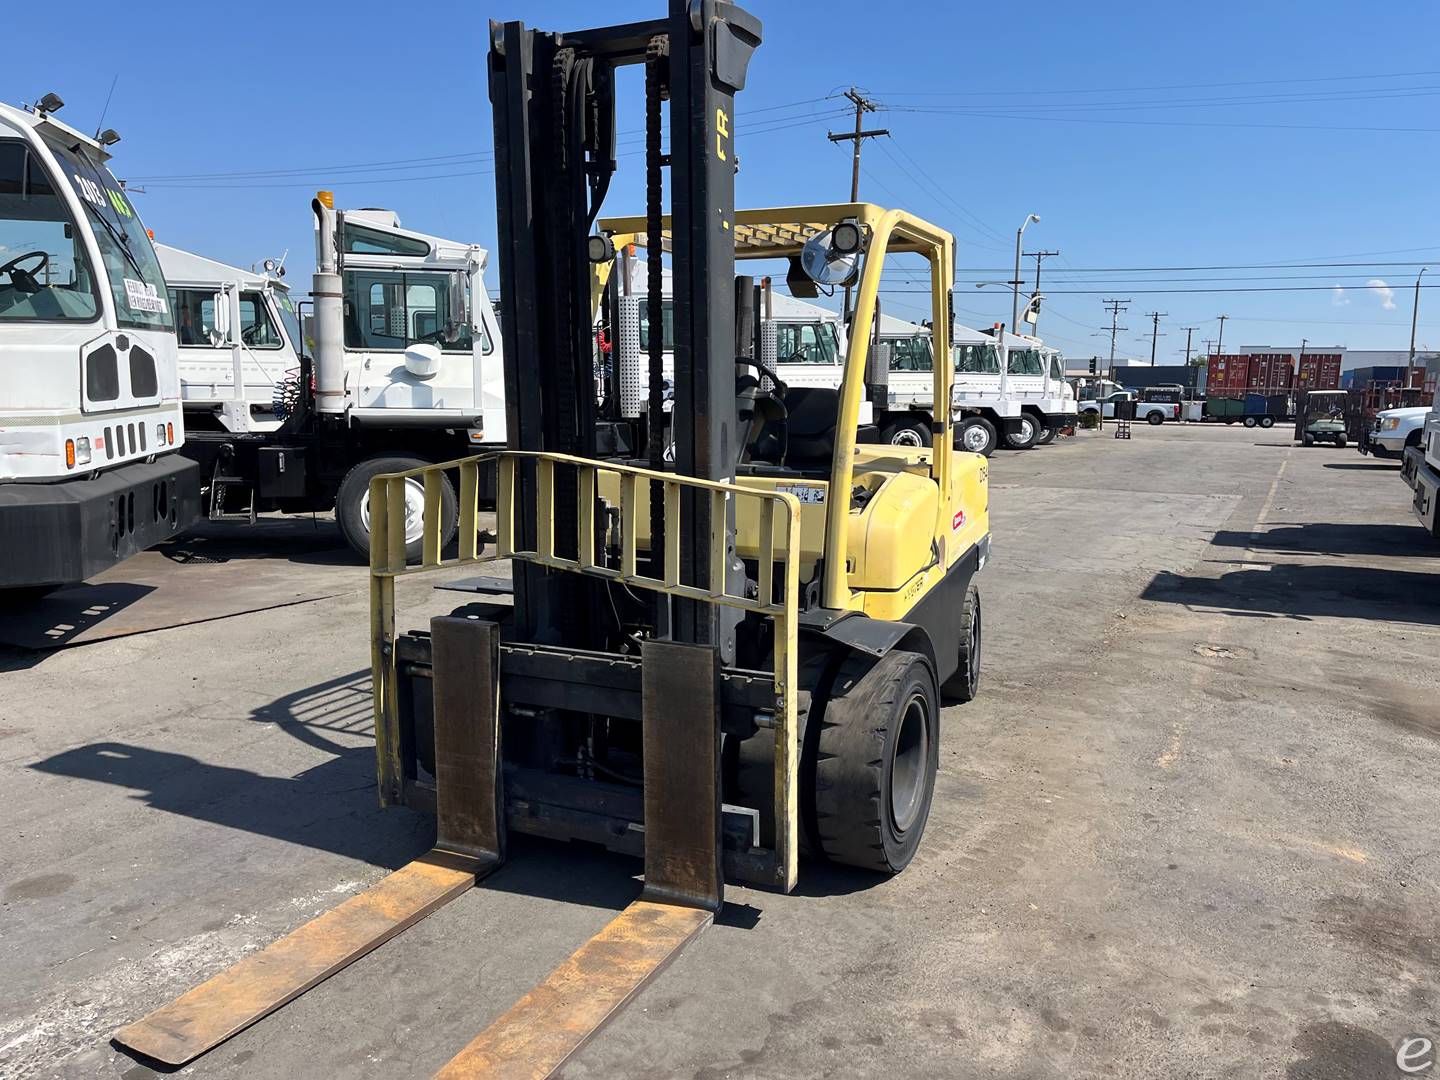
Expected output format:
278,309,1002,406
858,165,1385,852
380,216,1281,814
434,899,711,1079
114,850,492,1066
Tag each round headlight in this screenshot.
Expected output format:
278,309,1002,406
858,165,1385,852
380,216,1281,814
586,235,616,264
831,221,862,256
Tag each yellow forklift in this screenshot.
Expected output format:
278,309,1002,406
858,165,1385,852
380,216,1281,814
115,3,990,1074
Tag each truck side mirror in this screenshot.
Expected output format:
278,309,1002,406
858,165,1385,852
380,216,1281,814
445,271,471,344
209,290,232,346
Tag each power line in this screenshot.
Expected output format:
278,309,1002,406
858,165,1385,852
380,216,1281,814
950,260,1439,272
885,283,1440,296
870,69,1440,98
892,108,1440,136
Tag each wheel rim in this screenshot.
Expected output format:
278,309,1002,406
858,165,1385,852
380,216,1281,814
961,424,989,452
359,477,426,546
889,693,930,833
891,426,925,447
1017,417,1035,442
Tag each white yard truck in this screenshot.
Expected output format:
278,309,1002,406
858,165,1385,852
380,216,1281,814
1400,384,1440,540
876,317,1024,456
161,195,505,560
1033,345,1077,445
0,96,199,599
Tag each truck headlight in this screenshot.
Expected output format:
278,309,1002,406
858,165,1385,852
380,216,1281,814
1380,417,1400,431
75,436,92,465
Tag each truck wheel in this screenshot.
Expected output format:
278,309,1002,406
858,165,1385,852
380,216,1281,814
884,417,930,448
336,456,457,563
1335,434,1347,448
1259,415,1275,429
956,416,998,456
1035,426,1056,446
811,650,939,874
1005,415,1039,450
1303,433,1315,446
940,584,981,703
1148,412,1165,426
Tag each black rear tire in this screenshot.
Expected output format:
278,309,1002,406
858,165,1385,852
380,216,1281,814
940,584,981,703
1336,434,1347,448
1259,415,1275,428
1035,426,1056,446
336,455,457,563
883,417,930,448
811,650,940,874
1148,412,1165,426
1005,415,1039,450
955,416,998,457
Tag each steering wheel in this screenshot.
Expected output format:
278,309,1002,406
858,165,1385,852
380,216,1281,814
0,251,48,294
735,357,788,398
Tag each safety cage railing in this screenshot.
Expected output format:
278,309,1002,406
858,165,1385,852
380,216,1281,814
368,450,804,889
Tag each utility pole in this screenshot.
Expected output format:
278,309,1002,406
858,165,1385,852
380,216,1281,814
828,88,888,322
1181,326,1200,365
1215,314,1229,360
1024,249,1059,331
1145,311,1168,367
1102,298,1130,377
1409,268,1427,387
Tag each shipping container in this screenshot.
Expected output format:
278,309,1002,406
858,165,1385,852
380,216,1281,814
1295,353,1342,391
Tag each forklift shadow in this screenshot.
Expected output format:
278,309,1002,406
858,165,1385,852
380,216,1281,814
1207,523,1440,560
30,741,431,870
28,740,663,914
1142,564,1440,626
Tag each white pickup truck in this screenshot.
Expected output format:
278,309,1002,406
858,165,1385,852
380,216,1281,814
1078,389,1178,425
1358,406,1430,459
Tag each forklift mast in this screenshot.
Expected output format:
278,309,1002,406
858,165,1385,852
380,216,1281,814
489,2,761,658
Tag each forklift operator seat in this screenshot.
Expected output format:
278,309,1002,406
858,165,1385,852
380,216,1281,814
744,385,838,470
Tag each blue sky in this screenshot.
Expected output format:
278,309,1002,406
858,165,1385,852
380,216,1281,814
9,0,1440,362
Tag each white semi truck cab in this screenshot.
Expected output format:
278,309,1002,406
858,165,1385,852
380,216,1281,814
1400,383,1440,540
163,195,505,561
0,97,199,596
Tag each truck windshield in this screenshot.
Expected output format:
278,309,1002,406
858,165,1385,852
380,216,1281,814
1050,353,1064,379
271,287,302,351
954,344,999,374
47,139,172,333
887,335,933,372
1007,348,1044,375
0,140,99,321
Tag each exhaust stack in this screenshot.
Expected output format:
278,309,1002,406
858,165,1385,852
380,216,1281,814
311,193,346,414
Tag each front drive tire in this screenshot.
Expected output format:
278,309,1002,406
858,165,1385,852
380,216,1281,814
1005,415,1039,450
940,584,981,703
811,650,940,874
335,455,458,563
956,416,998,457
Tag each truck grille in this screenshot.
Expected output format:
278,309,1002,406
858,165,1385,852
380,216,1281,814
87,345,120,402
129,346,158,398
